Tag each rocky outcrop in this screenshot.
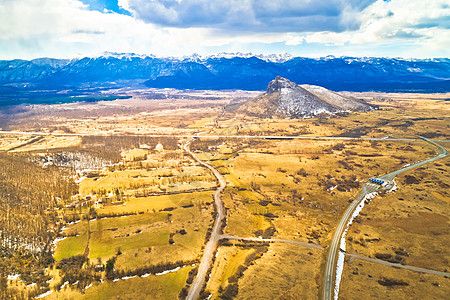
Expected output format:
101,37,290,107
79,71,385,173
234,77,375,119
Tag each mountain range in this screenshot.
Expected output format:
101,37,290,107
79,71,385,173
0,52,449,105
234,77,375,119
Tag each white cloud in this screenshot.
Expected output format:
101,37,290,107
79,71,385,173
118,0,131,12
0,0,226,58
0,0,304,59
285,0,450,57
301,1,449,45
122,0,376,32
0,0,448,59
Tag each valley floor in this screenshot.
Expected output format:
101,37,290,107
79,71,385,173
0,89,449,299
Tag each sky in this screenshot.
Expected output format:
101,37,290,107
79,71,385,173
0,0,449,59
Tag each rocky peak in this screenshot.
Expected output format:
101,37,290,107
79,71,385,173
266,76,298,94
233,77,376,119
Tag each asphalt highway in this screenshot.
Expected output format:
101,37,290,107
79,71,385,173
322,183,378,300
3,130,449,143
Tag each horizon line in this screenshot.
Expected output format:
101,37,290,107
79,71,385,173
1,52,449,62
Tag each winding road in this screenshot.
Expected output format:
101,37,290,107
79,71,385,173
322,136,448,300
184,140,226,300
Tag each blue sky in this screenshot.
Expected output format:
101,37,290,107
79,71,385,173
0,0,449,59
79,0,130,15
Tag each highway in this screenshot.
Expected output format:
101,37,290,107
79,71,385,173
322,136,448,300
2,129,450,143
322,183,379,300
184,140,226,300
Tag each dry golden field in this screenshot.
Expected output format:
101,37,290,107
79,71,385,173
199,138,434,246
204,242,323,299
340,260,449,299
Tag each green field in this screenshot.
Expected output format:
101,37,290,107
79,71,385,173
99,191,213,215
48,266,192,300
54,221,90,261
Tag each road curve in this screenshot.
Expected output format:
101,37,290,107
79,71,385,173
322,136,448,300
379,136,447,182
184,141,226,300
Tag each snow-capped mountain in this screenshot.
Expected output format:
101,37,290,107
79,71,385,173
301,84,373,112
91,51,155,60
88,52,293,63
0,53,449,96
204,52,294,63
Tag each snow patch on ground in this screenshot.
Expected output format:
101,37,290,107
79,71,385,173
35,290,53,299
62,220,81,231
7,274,20,280
328,185,337,191
155,266,183,276
385,180,398,194
334,191,378,300
75,176,86,184
53,236,67,245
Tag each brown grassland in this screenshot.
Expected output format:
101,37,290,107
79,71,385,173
340,260,449,299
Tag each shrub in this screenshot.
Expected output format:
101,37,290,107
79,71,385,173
295,168,309,177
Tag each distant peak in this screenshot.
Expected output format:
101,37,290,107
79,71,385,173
92,51,154,60
211,52,294,63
